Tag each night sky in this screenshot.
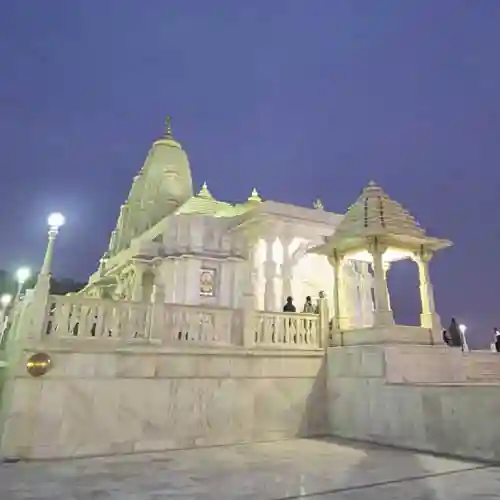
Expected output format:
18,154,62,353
1,1,500,345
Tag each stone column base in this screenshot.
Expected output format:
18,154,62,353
373,310,395,328
420,312,442,344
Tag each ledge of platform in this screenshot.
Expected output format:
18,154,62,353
333,325,434,346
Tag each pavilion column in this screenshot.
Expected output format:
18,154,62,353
414,250,442,337
263,235,277,311
242,239,259,346
328,251,349,334
368,238,394,327
382,261,392,311
280,234,293,301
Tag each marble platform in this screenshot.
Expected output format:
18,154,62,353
1,438,499,499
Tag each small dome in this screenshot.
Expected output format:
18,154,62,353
247,188,262,203
197,181,214,199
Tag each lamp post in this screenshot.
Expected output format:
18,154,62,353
35,212,65,294
39,213,65,278
15,266,31,300
0,293,12,338
459,323,469,352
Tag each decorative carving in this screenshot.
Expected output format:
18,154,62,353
200,268,216,297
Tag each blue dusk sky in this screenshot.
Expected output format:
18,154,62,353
1,1,499,343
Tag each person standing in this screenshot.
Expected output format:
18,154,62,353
283,296,296,312
494,328,500,353
302,296,315,313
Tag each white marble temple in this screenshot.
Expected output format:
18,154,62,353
0,439,499,499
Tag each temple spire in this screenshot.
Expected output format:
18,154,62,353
164,115,173,138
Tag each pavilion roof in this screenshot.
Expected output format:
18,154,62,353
309,181,452,257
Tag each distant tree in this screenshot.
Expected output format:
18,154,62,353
0,269,85,297
50,278,86,295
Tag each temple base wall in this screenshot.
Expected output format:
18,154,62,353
327,343,500,461
0,342,327,459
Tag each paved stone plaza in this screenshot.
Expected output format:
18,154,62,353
1,439,499,499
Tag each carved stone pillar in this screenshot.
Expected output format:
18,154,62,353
368,239,394,327
413,250,441,336
280,234,293,301
328,251,349,334
242,242,258,346
382,261,392,311
131,262,146,302
317,291,330,348
263,236,277,311
148,271,166,341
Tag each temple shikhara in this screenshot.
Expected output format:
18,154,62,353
7,116,500,465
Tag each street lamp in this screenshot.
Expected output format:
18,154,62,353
39,212,65,278
15,266,31,298
459,323,469,352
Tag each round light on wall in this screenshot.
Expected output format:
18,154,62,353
26,352,52,377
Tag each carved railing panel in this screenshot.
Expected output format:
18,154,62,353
159,304,233,345
44,296,150,340
254,311,320,348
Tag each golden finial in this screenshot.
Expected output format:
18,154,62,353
247,188,262,203
165,115,173,138
313,198,324,210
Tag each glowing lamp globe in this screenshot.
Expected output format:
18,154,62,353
0,294,12,308
459,324,467,334
16,267,31,284
47,212,65,229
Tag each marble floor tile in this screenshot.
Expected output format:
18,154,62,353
1,438,499,499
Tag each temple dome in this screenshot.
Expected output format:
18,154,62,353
176,182,242,217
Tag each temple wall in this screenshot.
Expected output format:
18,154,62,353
0,343,327,459
327,343,500,461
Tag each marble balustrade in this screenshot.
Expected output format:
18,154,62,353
43,296,151,340
254,311,320,348
37,296,320,349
